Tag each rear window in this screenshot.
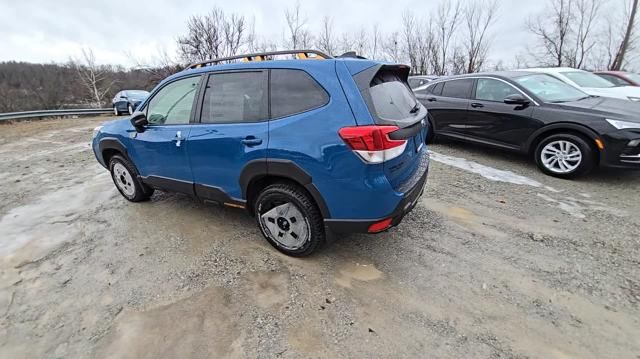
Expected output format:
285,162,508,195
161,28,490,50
369,70,418,120
441,79,473,99
270,69,329,118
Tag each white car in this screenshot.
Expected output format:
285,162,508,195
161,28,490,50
519,67,640,102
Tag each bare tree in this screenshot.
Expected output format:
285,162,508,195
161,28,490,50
370,24,381,59
433,0,462,75
527,0,573,67
383,31,402,63
177,8,247,62
284,0,309,49
463,0,499,73
69,48,114,107
316,16,338,55
402,11,419,73
611,0,639,70
566,0,601,68
338,32,356,55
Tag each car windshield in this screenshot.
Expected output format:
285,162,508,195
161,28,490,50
126,90,149,98
561,71,616,88
515,74,588,103
625,73,640,84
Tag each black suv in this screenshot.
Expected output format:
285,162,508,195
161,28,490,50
416,71,640,178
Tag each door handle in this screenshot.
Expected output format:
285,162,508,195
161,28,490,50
241,137,263,147
173,131,185,147
427,97,437,102
471,103,484,108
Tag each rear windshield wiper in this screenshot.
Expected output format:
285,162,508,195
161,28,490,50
409,103,420,114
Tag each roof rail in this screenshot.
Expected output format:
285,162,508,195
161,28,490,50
186,49,333,70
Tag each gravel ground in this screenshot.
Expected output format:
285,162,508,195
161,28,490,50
0,116,638,358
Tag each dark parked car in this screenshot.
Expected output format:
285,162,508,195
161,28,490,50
112,90,149,115
408,75,439,89
594,71,640,87
415,71,640,178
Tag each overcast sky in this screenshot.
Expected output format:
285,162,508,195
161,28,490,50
0,0,627,67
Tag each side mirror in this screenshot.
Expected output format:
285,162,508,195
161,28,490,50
504,94,530,106
130,111,148,132
120,95,128,99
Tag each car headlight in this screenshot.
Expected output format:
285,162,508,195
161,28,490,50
628,96,640,101
92,125,103,139
606,119,640,130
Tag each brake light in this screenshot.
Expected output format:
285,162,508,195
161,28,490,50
338,125,407,163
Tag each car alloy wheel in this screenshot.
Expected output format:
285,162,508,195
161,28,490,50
112,162,136,197
540,140,583,174
259,201,310,251
113,106,119,116
128,104,134,115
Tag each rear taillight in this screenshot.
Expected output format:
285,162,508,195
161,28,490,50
338,125,407,164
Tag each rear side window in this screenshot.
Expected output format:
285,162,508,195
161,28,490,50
270,69,329,118
369,70,417,120
597,74,629,86
430,82,444,96
201,71,268,124
441,79,473,99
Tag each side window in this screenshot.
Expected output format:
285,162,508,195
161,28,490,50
430,82,444,96
201,71,268,124
475,78,520,102
598,74,628,86
441,79,473,99
270,69,329,118
146,76,201,125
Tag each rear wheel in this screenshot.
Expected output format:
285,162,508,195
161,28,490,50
109,155,154,202
534,133,595,178
254,183,325,257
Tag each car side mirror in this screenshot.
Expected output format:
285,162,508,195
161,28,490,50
130,111,148,132
120,95,128,99
504,94,530,106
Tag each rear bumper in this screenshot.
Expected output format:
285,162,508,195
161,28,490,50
324,160,429,234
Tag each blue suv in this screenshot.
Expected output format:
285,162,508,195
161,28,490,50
92,50,430,256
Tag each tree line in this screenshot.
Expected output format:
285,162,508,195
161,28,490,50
0,0,637,113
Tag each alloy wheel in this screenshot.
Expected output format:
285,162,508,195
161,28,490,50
540,140,582,174
259,202,310,250
128,104,134,115
113,106,118,116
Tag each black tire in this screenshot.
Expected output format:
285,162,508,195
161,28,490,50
109,154,154,202
128,104,134,115
534,133,596,179
254,183,325,257
113,105,120,116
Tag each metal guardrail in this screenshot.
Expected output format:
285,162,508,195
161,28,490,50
0,108,113,122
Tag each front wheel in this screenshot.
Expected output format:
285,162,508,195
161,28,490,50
254,183,325,257
109,155,154,202
128,104,134,115
534,133,596,179
113,105,120,116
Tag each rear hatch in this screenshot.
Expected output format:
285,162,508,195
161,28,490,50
353,64,429,193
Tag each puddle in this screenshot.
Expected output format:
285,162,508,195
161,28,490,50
96,287,241,359
335,262,384,288
0,167,115,264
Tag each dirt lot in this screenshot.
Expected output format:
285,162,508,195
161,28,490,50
0,116,638,358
